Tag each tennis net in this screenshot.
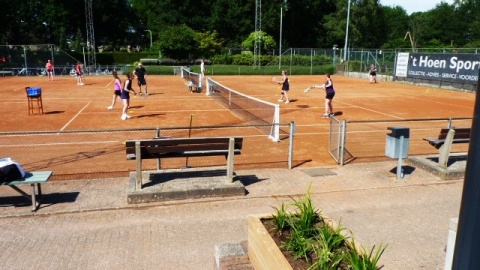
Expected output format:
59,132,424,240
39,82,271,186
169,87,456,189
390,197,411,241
206,77,280,141
181,67,201,88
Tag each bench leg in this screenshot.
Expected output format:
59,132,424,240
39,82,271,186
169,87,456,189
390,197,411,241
135,141,143,190
226,138,234,183
439,129,455,169
30,184,38,212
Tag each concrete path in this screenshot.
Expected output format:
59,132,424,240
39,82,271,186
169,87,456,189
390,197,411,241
0,161,463,270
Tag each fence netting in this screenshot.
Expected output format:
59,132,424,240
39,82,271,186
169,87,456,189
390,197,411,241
338,117,473,164
0,124,291,181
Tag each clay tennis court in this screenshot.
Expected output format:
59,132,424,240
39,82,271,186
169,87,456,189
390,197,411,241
0,73,475,179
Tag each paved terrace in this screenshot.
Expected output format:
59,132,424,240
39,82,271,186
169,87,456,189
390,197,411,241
0,160,463,270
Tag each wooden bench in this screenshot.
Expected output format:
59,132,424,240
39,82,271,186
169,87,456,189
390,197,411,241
423,128,470,168
125,137,243,190
1,171,53,212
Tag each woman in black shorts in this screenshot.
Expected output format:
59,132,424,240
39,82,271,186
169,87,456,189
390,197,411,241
308,73,335,118
277,70,290,104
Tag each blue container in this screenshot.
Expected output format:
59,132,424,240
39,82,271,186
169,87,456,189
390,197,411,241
27,87,41,97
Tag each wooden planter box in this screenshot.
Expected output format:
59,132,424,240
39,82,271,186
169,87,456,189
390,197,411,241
247,214,363,270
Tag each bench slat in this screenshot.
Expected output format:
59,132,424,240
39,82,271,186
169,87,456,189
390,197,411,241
1,171,52,186
127,149,241,160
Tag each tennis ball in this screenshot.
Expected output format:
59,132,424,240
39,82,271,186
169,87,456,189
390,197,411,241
128,110,134,113
122,141,126,145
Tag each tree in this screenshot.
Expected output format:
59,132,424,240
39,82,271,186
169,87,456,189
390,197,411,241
195,31,224,59
242,31,277,53
158,24,197,59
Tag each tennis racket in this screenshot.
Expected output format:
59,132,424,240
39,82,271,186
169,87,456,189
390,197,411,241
272,76,278,83
303,87,312,93
139,91,148,100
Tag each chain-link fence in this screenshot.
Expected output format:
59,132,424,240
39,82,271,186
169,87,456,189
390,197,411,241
329,117,473,164
0,123,293,181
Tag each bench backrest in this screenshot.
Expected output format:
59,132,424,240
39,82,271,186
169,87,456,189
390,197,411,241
438,128,471,140
125,137,243,157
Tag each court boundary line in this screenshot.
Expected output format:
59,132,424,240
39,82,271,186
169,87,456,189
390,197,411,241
60,102,91,131
335,100,404,119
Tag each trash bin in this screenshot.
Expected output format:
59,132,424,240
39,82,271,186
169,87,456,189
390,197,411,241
385,127,409,158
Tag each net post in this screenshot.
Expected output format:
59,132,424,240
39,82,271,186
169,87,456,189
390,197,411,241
269,104,281,141
206,77,211,96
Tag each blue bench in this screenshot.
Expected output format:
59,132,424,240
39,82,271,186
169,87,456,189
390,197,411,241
1,171,53,212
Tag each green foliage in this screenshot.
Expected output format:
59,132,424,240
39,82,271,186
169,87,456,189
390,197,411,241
194,31,224,59
269,188,387,269
345,239,388,270
95,52,158,65
271,202,290,233
242,31,277,52
158,25,197,59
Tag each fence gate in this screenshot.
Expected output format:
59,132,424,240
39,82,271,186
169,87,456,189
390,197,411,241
328,117,347,165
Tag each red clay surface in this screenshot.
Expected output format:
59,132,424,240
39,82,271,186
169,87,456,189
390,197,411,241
0,73,476,179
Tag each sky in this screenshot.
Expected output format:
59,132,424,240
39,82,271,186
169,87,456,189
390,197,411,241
380,0,455,15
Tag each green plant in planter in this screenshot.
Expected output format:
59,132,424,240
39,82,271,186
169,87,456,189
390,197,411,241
268,187,387,269
271,202,290,233
345,238,387,270
308,221,347,270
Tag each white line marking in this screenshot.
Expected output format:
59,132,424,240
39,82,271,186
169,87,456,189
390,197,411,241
60,102,91,131
335,100,404,119
105,79,114,88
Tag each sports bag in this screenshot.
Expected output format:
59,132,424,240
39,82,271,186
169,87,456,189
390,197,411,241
0,157,26,183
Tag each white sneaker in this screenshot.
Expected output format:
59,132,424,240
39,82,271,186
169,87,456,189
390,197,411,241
125,114,132,119
323,114,329,118
107,106,113,110
278,99,283,102
329,113,335,117
285,101,290,104
121,115,127,120
80,83,84,85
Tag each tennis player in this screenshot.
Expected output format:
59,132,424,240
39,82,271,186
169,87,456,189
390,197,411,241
277,70,290,104
369,64,377,83
121,72,137,120
107,71,122,110
133,63,148,96
45,59,54,81
75,62,84,85
307,73,335,118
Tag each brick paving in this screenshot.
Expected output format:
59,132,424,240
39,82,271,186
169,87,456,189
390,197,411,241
0,160,463,270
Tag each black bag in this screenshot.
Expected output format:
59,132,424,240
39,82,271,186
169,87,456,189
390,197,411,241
0,158,25,183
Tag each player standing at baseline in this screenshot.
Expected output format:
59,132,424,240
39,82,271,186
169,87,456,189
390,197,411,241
133,63,148,96
277,70,290,104
45,59,54,81
369,64,377,83
76,61,84,85
304,73,335,118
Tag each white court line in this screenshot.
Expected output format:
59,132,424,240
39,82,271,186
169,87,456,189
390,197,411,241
105,79,114,88
1,141,119,147
60,102,91,131
335,100,404,119
408,96,473,109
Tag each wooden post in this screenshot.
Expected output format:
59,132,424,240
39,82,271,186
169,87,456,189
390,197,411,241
226,138,234,182
439,129,455,169
135,141,142,190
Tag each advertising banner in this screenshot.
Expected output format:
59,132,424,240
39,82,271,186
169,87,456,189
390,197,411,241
405,53,480,84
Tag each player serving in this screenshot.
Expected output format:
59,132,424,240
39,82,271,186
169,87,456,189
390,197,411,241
304,73,336,118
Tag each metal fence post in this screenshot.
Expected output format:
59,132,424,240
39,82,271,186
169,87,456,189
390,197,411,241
288,121,295,169
340,120,347,166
